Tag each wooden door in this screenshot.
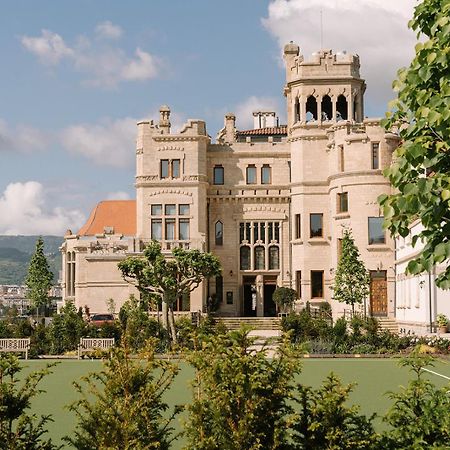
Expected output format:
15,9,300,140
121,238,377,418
370,271,387,316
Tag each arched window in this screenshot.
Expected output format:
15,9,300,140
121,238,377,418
215,221,223,246
269,246,279,270
240,246,250,270
294,97,300,122
305,96,317,122
321,95,332,121
254,246,265,270
336,95,348,121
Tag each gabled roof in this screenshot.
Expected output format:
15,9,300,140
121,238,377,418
78,200,136,236
236,126,287,136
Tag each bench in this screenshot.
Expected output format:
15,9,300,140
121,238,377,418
78,338,115,359
0,338,31,359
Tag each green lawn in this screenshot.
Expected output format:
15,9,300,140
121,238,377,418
21,358,450,449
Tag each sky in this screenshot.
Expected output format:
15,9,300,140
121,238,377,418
0,0,419,235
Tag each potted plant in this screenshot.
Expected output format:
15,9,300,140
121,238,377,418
436,314,449,334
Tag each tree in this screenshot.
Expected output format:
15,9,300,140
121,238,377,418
0,354,57,449
118,241,221,344
25,237,53,319
331,229,370,314
379,0,450,288
380,351,450,448
273,287,297,313
66,339,181,450
184,328,302,450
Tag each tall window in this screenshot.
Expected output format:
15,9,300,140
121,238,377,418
151,219,162,240
246,165,257,184
254,246,265,270
261,165,271,184
66,252,76,297
368,217,385,244
310,213,323,238
165,219,175,240
372,143,380,169
269,246,279,270
171,159,180,178
295,214,301,239
240,246,250,270
160,160,169,178
179,219,190,240
213,165,224,185
160,159,180,179
215,221,223,246
337,192,348,213
311,271,324,298
296,271,301,299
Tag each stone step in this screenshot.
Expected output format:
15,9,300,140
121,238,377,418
377,318,398,333
217,317,281,330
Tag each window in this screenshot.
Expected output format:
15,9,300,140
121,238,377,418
295,214,301,239
310,213,323,238
165,219,175,240
336,95,348,120
321,95,332,121
215,276,223,303
372,143,380,169
240,246,250,270
296,271,301,299
213,165,224,185
246,165,257,184
151,219,162,240
151,204,162,216
171,159,180,178
66,252,76,297
179,219,190,240
179,204,190,215
311,271,324,298
306,95,318,121
254,246,265,270
215,221,223,246
337,193,348,213
269,246,279,270
160,160,169,178
368,217,385,244
261,165,271,184
165,204,176,216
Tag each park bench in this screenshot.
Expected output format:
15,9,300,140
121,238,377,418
78,338,115,359
0,338,31,359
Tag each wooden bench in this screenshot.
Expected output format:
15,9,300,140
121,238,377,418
78,338,115,359
0,338,31,359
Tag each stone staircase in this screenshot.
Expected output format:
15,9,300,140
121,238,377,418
377,318,398,333
216,317,281,331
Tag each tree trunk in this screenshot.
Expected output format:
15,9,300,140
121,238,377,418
168,307,177,345
161,296,169,332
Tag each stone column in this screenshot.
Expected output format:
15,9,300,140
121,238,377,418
256,274,264,317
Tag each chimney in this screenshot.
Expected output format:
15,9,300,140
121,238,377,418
224,113,236,143
159,105,171,134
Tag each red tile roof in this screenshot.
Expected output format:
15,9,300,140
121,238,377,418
78,200,136,236
237,126,287,136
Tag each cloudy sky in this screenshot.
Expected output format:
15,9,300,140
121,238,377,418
0,0,419,235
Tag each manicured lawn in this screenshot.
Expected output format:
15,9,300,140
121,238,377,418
21,357,450,449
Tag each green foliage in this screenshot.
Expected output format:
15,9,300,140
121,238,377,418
66,339,180,450
0,354,58,449
25,237,53,314
381,351,450,448
273,287,297,312
184,328,302,449
379,0,450,288
292,374,378,449
331,230,370,312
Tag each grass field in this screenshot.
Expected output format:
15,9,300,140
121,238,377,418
21,357,450,449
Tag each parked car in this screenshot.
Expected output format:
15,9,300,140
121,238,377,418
89,313,115,326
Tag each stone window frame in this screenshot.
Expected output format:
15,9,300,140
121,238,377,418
150,203,190,242
311,270,324,299
213,165,224,185
160,159,181,179
310,213,323,238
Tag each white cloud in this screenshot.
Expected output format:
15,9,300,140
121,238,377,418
234,96,283,129
21,29,73,65
0,119,49,153
262,0,419,114
21,24,161,87
106,191,131,200
95,21,123,40
60,117,136,167
0,181,85,235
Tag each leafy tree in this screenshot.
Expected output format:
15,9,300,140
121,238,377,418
380,351,450,449
118,241,221,344
0,354,58,449
273,287,297,313
25,237,53,318
379,0,450,288
292,374,378,449
184,328,302,450
331,229,370,314
66,339,181,450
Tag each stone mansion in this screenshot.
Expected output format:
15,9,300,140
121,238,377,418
62,42,400,318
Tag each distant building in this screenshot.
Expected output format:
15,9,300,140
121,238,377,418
62,44,399,317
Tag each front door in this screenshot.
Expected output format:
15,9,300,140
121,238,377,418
370,270,387,316
243,276,257,317
263,276,277,317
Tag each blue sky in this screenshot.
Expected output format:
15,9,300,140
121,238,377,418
0,0,418,235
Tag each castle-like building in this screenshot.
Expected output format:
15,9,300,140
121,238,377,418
62,43,400,318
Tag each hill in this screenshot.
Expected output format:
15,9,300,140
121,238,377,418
0,236,63,285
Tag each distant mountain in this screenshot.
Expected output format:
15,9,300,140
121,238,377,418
0,236,63,285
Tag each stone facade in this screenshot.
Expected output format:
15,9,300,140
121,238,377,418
62,43,400,318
